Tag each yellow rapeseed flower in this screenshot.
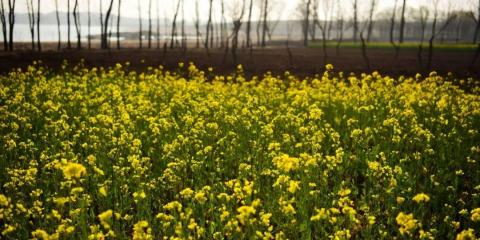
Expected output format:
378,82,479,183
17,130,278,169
31,229,50,240
272,154,300,173
98,210,113,229
396,212,419,235
456,229,476,240
62,162,87,179
412,193,430,203
237,206,256,225
471,208,480,222
132,221,153,240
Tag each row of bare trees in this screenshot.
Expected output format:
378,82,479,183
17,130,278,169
295,0,480,69
0,0,282,53
0,0,117,51
0,0,15,51
0,0,479,56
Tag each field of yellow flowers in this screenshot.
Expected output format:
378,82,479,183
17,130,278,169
0,62,479,239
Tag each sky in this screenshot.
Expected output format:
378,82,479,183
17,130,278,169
10,0,477,21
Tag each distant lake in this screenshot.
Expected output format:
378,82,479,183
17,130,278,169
3,24,204,42
4,24,133,42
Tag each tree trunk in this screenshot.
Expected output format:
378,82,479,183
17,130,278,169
389,0,399,57
7,0,15,51
36,0,40,51
417,17,427,70
73,0,81,49
261,0,268,47
205,0,213,49
428,14,456,70
102,0,115,49
473,0,480,43
170,0,181,49
220,0,225,48
100,0,103,49
353,0,358,42
210,11,214,49
335,18,344,56
138,1,142,49
303,0,312,47
399,0,406,43
156,0,160,49
310,0,318,41
427,15,437,70
27,0,35,50
322,26,327,63
67,0,71,49
231,1,245,65
246,0,253,47
148,0,152,49
55,0,61,50
0,0,8,51
117,0,121,49
256,0,263,46
195,0,200,48
360,32,370,70
366,0,376,42
87,0,91,49
181,0,185,49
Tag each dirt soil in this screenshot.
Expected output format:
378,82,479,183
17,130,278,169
1,42,479,78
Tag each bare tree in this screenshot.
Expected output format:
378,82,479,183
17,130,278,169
261,0,268,47
471,0,480,43
220,0,226,48
35,0,39,51
427,0,457,70
156,0,160,49
99,0,104,49
246,0,254,47
170,0,181,49
256,0,263,46
353,0,358,42
26,0,35,50
266,6,284,41
181,0,186,49
138,0,142,48
88,0,91,49
229,0,246,64
416,6,429,68
0,0,7,51
335,0,347,55
399,0,407,43
67,0,71,49
54,0,61,50
389,0,399,57
360,2,374,70
366,0,377,42
73,0,81,49
102,0,115,49
194,0,200,48
309,0,317,41
7,0,15,51
117,0,121,49
314,0,333,62
205,0,213,49
286,19,294,67
148,0,152,48
300,0,312,47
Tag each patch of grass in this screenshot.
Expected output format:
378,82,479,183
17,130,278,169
310,41,478,51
